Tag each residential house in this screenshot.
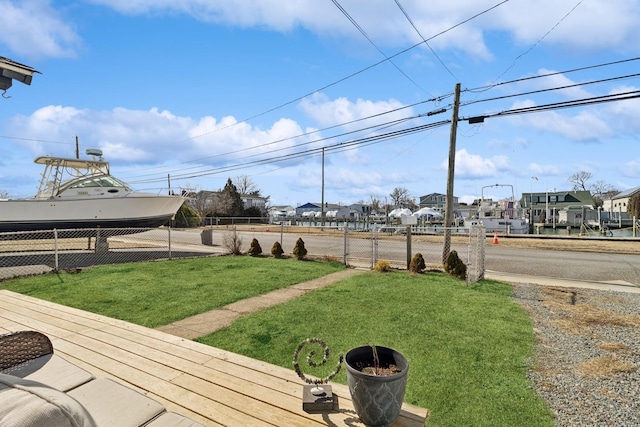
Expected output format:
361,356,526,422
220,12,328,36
241,193,268,213
418,193,458,210
187,190,268,215
602,186,640,215
295,202,343,217
520,190,595,224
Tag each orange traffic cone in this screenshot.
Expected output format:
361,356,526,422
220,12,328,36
493,233,499,244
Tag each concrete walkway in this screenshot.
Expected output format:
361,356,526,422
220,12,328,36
485,271,640,294
156,268,364,339
156,268,640,340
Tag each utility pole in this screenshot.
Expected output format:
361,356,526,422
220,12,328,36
321,147,325,229
75,135,79,159
442,83,461,265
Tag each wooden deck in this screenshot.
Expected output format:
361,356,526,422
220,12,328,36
0,290,428,426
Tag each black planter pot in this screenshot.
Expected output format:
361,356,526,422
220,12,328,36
345,345,409,427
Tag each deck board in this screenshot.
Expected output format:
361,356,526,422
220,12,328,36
0,289,428,426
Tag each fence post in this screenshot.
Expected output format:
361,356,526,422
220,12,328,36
343,227,348,266
406,226,412,270
54,229,59,272
373,227,378,269
168,227,172,260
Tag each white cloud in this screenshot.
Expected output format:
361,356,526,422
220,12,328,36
299,92,409,130
0,0,637,73
0,0,81,59
532,69,593,100
622,159,640,178
447,148,510,178
507,100,611,141
6,105,315,166
529,162,559,176
45,0,640,62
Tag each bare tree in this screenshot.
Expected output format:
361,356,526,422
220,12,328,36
390,187,412,207
181,183,209,220
233,174,260,195
0,189,9,199
368,195,381,213
390,187,418,209
590,180,618,207
568,171,592,191
568,171,618,207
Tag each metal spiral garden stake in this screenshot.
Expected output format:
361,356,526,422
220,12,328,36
293,338,343,412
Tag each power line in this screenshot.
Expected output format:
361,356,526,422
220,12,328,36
331,0,429,94
182,0,509,143
130,120,450,184
462,90,640,122
393,0,458,81
462,72,640,107
0,135,71,145
473,0,585,93
465,57,640,93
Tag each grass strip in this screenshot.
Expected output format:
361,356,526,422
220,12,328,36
197,271,554,427
0,256,344,327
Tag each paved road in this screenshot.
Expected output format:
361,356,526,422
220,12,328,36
171,229,640,286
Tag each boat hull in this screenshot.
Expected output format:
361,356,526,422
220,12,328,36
0,194,184,233
464,218,529,234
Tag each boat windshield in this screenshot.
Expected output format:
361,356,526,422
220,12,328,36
68,174,131,190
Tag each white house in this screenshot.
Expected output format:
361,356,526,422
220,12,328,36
603,186,640,214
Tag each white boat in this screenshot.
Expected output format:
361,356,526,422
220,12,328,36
0,150,185,233
464,184,529,234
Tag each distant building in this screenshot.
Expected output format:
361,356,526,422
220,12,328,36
186,190,268,215
418,193,458,211
520,190,594,223
602,186,640,214
268,205,295,222
295,202,342,217
241,193,267,213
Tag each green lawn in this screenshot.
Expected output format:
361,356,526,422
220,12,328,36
0,256,344,327
1,257,554,426
196,271,555,427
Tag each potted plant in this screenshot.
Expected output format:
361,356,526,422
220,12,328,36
345,345,409,427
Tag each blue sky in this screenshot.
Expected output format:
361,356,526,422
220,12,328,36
2,0,640,207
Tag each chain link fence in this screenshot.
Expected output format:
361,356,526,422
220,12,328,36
344,225,486,284
0,228,219,280
1,225,485,284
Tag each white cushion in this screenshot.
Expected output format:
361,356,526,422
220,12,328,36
68,378,165,426
0,372,97,427
2,354,94,392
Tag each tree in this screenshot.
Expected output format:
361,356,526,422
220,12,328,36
0,190,9,199
233,174,260,195
590,180,618,208
568,171,618,208
390,187,414,208
182,183,211,221
367,196,381,214
568,171,592,191
216,178,244,216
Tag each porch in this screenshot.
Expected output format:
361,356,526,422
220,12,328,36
0,289,428,426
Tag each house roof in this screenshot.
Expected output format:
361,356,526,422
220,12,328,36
520,190,595,208
612,186,640,199
0,56,40,91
